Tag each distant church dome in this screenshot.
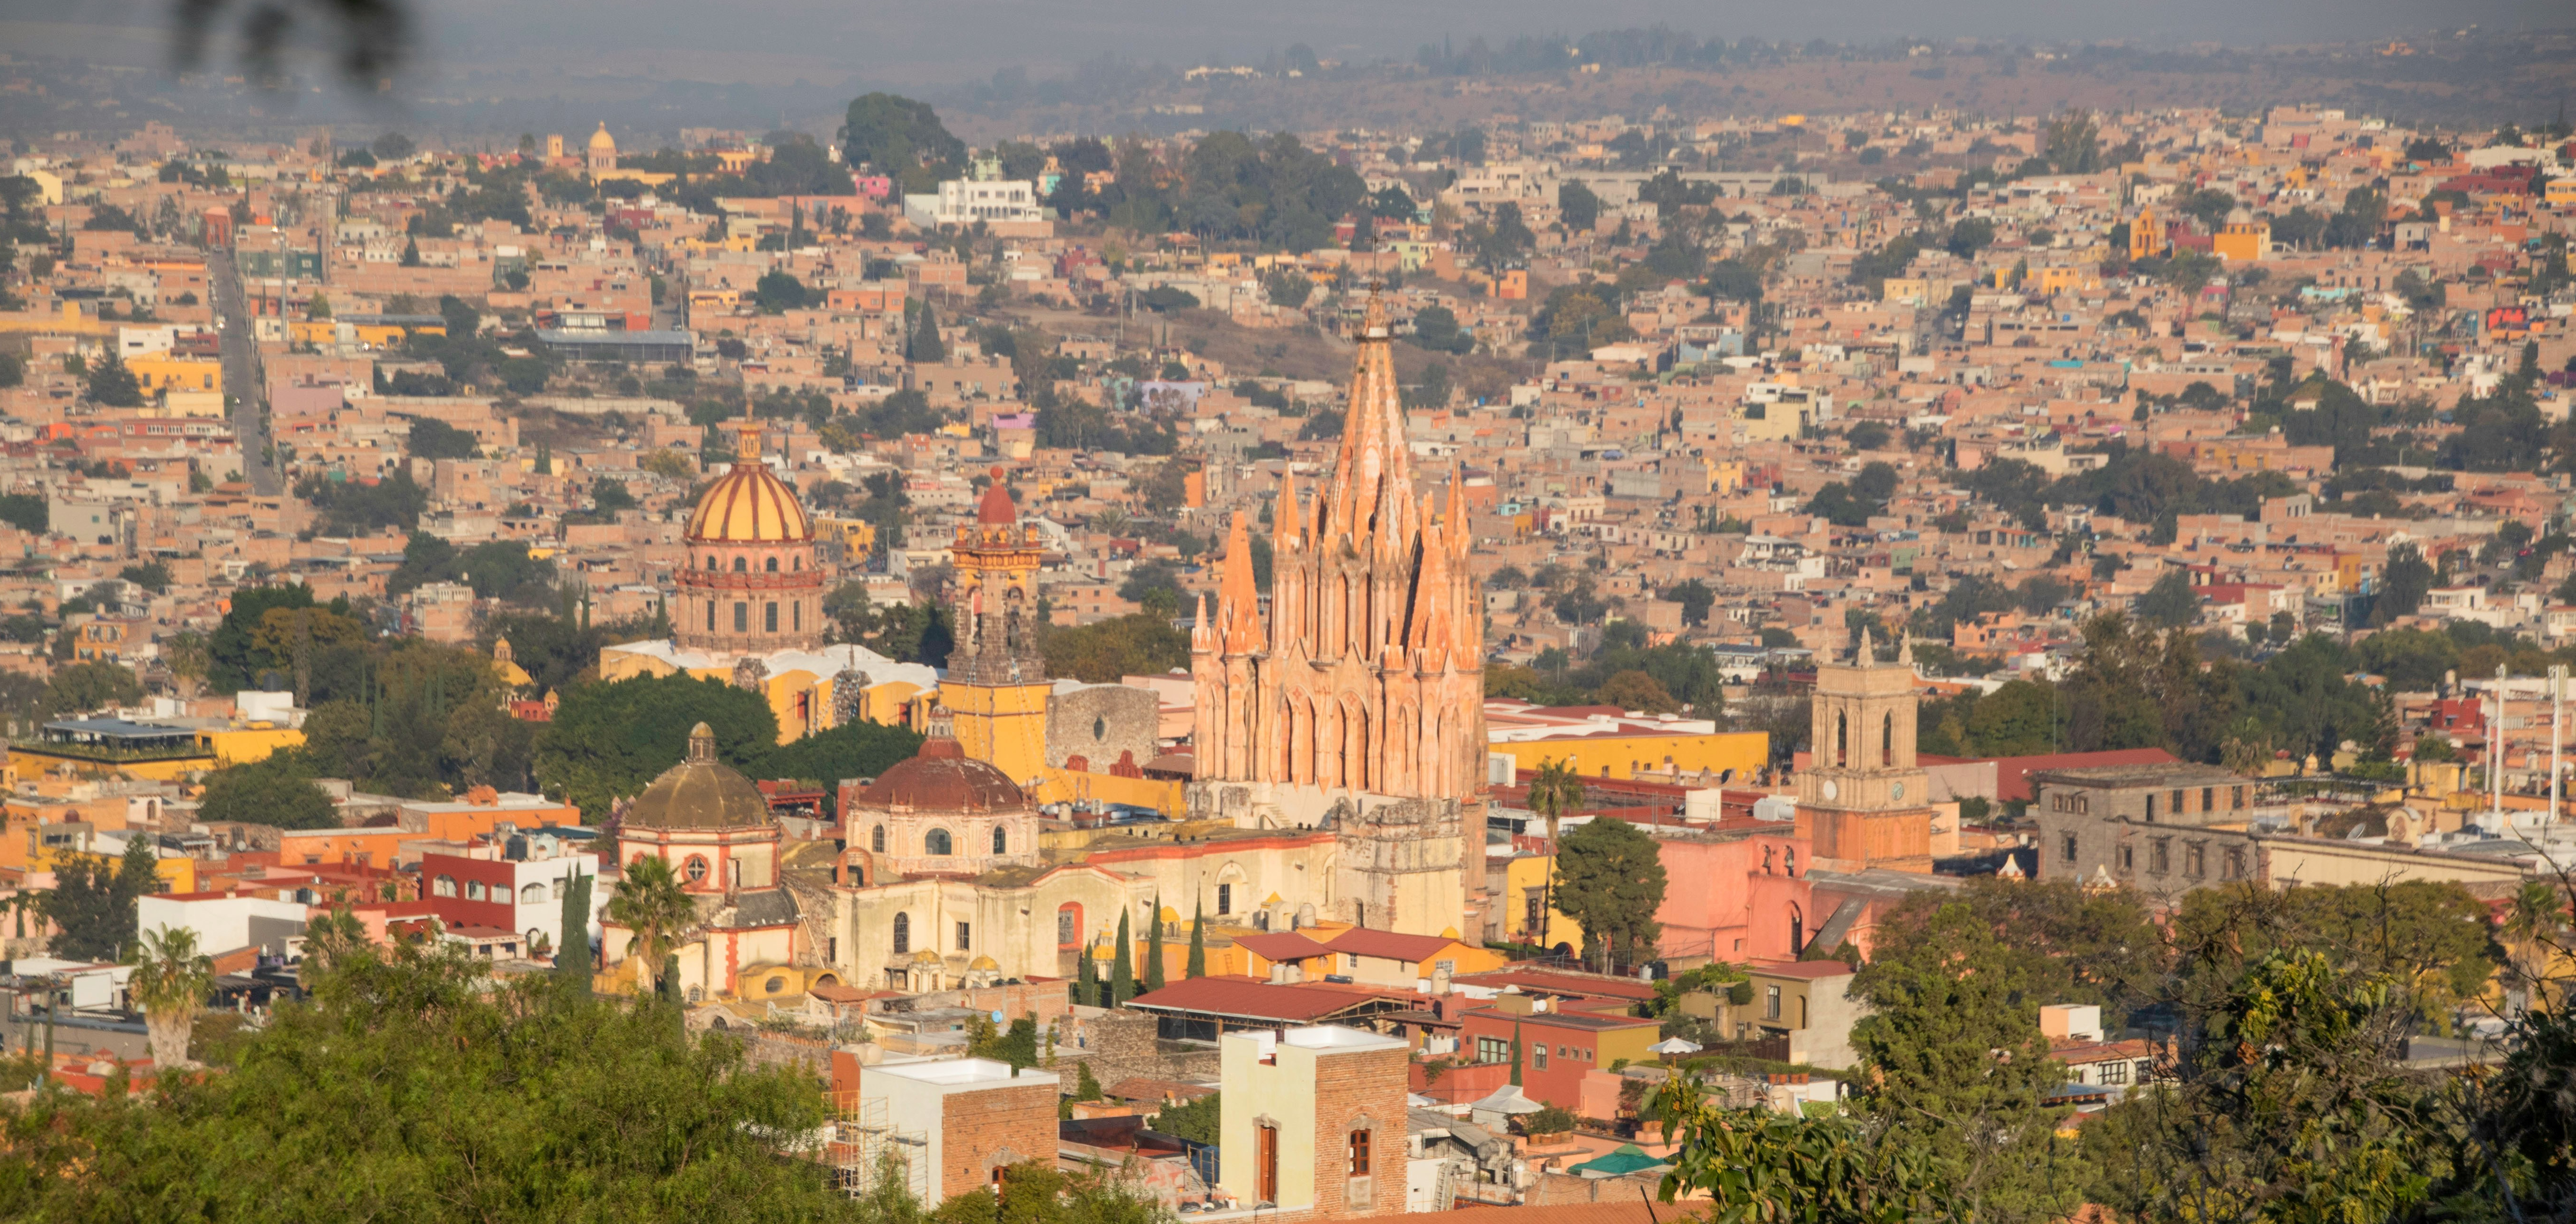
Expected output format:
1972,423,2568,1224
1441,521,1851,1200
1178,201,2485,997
853,736,1027,813
974,478,1019,525
588,122,617,153
625,723,774,831
686,444,814,543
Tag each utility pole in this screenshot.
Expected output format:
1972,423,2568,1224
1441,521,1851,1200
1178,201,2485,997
2552,664,2566,824
2494,664,2508,825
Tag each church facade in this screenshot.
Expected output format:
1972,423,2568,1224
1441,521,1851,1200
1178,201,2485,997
1189,296,1490,939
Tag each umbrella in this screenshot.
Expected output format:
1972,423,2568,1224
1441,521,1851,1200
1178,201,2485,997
1648,1036,1703,1055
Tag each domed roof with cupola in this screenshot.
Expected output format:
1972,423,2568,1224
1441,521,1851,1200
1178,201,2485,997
852,734,1029,814
625,723,774,831
685,420,813,545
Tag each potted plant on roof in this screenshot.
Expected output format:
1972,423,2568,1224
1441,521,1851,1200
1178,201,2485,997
1520,1104,1579,1146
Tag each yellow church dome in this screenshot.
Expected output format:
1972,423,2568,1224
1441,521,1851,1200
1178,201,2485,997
685,426,813,544
588,122,617,152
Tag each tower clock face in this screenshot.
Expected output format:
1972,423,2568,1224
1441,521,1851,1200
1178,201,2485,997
1821,779,1839,801
1891,782,1905,801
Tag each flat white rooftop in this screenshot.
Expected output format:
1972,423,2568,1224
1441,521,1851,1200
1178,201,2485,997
867,1056,1060,1087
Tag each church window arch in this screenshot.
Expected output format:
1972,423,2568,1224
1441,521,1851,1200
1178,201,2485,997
892,912,910,954
925,828,953,856
992,826,1007,855
733,557,747,573
766,556,779,572
1882,713,1894,766
793,556,803,570
871,824,886,852
1834,712,1848,768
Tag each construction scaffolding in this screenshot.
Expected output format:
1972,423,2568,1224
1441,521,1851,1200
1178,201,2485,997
835,1096,928,1200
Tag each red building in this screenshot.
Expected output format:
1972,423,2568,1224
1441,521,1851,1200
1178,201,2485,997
1454,993,1661,1112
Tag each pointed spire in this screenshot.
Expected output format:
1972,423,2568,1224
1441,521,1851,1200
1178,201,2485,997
1857,624,1874,666
1220,510,1266,654
1274,467,1302,549
1898,634,1914,667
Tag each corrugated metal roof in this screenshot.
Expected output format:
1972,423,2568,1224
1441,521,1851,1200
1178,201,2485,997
1124,976,1417,1023
1322,927,1463,961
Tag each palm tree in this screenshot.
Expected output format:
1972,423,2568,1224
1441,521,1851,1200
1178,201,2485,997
605,855,698,998
126,926,213,1071
298,905,371,990
1524,756,1585,953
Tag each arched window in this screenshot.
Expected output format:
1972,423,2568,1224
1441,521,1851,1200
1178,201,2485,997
706,602,716,631
1834,712,1848,767
465,881,486,901
793,556,803,570
1057,903,1082,947
432,875,457,897
520,883,546,903
892,912,910,954
871,824,886,853
732,556,747,573
764,602,778,632
1784,846,1797,878
765,556,779,572
992,826,1007,855
925,828,952,856
1882,712,1894,765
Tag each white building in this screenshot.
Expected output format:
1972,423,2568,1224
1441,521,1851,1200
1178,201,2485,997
903,179,1045,228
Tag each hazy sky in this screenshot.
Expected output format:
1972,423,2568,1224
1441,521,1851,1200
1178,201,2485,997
4,0,2567,89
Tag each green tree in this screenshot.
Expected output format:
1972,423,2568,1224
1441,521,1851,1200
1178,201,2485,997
842,93,965,185
1552,816,1665,973
1143,903,1165,994
556,868,593,980
2372,543,2436,626
1963,679,2059,757
406,417,480,460
604,854,697,998
1039,613,1189,683
43,836,161,962
2136,567,2201,628
43,659,144,716
1650,1075,1954,1224
1109,909,1133,1006
1871,878,2164,1028
86,351,143,407
117,561,172,594
1558,179,1601,231
1153,1091,1220,1143
0,940,850,1219
197,754,338,830
534,675,778,821
1850,901,2082,1223
1186,901,1206,979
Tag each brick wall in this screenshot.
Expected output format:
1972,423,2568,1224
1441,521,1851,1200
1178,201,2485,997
1306,1044,1410,1219
1053,1008,1221,1091
939,1079,1058,1199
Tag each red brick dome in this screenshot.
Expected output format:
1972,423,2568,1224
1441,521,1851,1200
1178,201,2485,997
974,477,1018,525
853,736,1028,812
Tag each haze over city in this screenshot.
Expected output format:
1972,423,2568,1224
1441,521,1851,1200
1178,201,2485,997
0,1,2570,1221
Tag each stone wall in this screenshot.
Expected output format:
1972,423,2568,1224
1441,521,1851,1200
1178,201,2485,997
1051,1005,1221,1091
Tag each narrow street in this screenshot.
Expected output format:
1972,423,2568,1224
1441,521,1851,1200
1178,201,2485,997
207,248,280,494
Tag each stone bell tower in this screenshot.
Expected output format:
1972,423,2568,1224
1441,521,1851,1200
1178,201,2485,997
1794,628,1933,873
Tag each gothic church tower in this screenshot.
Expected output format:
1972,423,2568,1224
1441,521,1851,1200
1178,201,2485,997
1190,294,1487,938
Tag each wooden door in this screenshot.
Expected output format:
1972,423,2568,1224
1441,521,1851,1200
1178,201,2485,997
1256,1124,1278,1204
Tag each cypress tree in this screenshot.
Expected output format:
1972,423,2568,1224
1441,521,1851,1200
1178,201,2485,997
555,870,591,987
1509,1022,1524,1087
1144,901,1165,994
1186,900,1207,979
1109,910,1133,1006
1075,937,1097,1005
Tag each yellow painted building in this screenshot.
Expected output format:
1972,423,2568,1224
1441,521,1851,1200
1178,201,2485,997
1499,851,1587,950
194,725,306,766
1488,729,1769,783
2213,220,2269,263
127,354,223,396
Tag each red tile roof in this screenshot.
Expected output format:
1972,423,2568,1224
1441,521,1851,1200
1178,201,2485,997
1235,931,1332,962
1454,967,1658,1003
1322,927,1463,962
1124,975,1420,1023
